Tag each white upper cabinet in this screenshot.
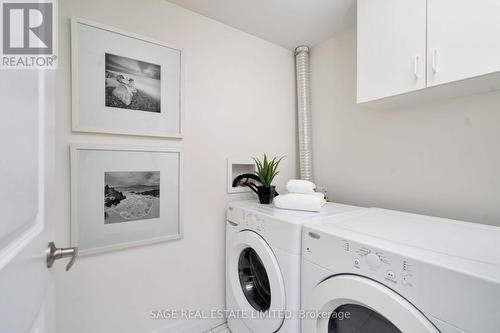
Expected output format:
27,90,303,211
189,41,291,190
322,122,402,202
427,0,500,87
357,0,427,103
358,0,500,106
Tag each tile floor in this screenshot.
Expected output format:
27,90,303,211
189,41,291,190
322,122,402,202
204,322,231,333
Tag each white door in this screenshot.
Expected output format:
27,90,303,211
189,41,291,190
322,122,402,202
303,275,439,333
357,0,427,103
0,69,56,332
427,0,500,87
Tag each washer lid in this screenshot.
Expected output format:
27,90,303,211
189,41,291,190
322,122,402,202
228,200,362,225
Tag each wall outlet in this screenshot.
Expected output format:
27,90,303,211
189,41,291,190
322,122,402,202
316,186,328,201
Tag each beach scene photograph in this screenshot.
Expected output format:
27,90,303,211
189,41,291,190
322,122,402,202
104,171,160,224
105,53,161,113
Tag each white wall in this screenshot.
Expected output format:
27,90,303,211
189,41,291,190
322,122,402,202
55,1,296,332
311,28,500,227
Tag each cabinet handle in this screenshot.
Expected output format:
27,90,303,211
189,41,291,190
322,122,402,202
414,55,420,78
432,49,438,74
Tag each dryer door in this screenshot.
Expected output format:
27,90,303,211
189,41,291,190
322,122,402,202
228,230,286,332
304,275,439,333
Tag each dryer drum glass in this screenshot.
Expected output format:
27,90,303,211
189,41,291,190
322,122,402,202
238,247,271,312
328,304,402,333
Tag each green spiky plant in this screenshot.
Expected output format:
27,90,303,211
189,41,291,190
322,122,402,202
252,154,284,187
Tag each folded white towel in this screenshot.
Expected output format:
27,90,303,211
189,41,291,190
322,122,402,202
286,179,316,194
311,191,325,200
274,193,326,212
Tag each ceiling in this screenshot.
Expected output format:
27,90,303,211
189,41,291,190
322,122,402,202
166,0,356,50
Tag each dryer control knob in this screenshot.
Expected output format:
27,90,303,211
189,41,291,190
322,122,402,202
366,253,382,270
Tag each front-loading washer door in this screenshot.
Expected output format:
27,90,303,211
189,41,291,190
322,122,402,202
228,230,286,332
304,275,440,333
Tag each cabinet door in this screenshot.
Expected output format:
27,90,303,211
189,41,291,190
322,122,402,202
427,0,500,87
357,0,427,103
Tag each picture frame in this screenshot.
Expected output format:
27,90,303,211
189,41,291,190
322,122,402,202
70,144,183,255
71,17,183,138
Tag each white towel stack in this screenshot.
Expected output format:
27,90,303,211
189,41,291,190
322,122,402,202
273,179,326,212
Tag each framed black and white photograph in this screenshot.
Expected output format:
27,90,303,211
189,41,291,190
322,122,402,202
104,171,161,223
71,17,182,138
71,144,182,255
105,53,162,113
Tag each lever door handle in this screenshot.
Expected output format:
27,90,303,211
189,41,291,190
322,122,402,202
46,242,78,271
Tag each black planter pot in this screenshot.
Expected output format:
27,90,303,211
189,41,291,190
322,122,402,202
257,185,276,204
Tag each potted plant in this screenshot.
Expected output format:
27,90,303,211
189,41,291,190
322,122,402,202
252,154,284,204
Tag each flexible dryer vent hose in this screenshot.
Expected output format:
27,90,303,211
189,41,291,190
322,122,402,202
295,45,313,182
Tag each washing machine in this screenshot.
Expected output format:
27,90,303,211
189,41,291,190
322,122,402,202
301,208,500,333
226,200,362,333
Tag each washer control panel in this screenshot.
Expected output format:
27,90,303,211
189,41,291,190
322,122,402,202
303,231,419,298
244,212,266,232
346,239,417,293
343,239,416,289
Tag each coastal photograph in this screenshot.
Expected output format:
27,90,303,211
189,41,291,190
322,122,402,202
105,53,161,113
104,171,160,224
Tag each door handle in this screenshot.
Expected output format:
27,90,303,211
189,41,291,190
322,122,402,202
46,242,78,271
